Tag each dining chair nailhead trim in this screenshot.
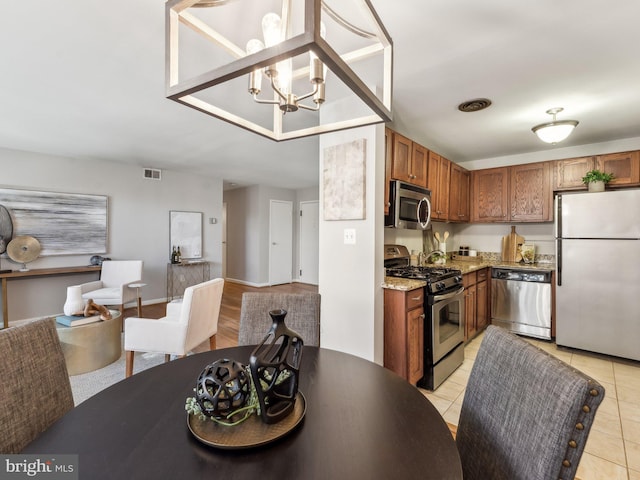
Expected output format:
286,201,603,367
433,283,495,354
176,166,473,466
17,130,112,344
589,389,599,396
568,440,577,448
582,405,590,413
562,460,571,468
575,422,584,430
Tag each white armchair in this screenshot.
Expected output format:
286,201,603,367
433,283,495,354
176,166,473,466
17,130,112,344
78,260,143,314
124,278,224,377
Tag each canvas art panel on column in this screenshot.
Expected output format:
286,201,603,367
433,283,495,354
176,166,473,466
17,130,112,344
323,139,366,221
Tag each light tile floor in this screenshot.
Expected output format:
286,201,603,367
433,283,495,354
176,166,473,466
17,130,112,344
420,332,640,480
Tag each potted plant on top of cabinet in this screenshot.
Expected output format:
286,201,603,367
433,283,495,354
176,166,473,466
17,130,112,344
582,169,614,192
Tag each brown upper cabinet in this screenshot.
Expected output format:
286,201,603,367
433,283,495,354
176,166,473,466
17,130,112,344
390,132,428,188
510,162,552,222
596,151,640,186
553,156,595,190
449,163,470,222
553,151,640,190
472,162,552,222
385,126,639,224
428,151,450,220
471,167,510,222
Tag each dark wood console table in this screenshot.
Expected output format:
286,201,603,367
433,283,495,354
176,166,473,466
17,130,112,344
0,265,101,329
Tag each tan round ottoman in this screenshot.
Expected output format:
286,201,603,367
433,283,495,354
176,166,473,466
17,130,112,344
56,310,122,375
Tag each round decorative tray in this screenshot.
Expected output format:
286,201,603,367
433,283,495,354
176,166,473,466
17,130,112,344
187,392,306,449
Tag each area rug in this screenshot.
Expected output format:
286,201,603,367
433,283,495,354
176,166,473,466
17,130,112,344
69,344,164,405
68,334,213,405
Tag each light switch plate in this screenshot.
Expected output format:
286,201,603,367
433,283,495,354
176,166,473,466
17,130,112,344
343,228,356,245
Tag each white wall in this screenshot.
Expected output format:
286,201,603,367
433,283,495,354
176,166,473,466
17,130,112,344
0,147,223,324
462,135,640,170
223,186,261,285
223,185,315,286
318,124,385,364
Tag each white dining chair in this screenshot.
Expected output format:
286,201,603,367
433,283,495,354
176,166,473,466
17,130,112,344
124,278,224,377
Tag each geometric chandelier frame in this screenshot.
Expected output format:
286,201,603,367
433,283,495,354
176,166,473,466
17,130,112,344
165,0,393,141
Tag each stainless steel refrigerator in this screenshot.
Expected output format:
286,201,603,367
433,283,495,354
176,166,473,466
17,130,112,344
555,189,640,361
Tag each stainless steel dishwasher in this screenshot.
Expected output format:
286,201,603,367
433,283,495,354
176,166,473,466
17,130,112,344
491,268,552,340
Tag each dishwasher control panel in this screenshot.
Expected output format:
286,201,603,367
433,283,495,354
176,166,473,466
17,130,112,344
491,268,551,283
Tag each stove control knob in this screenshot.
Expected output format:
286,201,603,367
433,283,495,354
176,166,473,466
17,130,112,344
455,275,463,283
436,282,446,291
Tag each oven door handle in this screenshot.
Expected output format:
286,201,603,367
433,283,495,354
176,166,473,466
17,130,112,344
432,286,464,302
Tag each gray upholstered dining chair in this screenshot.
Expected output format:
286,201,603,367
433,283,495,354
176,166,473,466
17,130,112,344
455,325,604,480
238,293,321,346
0,318,75,453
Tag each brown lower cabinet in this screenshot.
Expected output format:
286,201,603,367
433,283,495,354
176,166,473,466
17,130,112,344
463,268,489,341
384,287,425,385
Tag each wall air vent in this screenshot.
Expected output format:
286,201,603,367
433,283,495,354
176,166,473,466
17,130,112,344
143,168,162,180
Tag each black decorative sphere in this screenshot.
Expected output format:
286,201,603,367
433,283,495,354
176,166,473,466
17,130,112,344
90,255,103,266
195,359,250,419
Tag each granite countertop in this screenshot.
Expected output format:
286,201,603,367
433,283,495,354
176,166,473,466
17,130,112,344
382,277,427,291
446,258,556,274
382,258,555,290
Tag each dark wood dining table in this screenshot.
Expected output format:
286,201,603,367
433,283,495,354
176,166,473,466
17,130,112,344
24,346,463,479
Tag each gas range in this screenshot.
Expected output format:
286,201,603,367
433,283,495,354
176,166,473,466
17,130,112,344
386,265,463,295
384,244,463,295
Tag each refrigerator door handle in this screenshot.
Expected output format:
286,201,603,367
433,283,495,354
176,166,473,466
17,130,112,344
556,194,562,238
557,238,562,286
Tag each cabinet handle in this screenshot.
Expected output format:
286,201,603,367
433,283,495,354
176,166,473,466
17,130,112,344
411,296,422,301
419,314,426,319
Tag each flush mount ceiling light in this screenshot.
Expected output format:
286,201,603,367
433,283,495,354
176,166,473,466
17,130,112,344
165,0,393,141
531,107,579,144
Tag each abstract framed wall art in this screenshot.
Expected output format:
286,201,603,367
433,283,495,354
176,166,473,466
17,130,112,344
0,188,108,256
170,210,203,259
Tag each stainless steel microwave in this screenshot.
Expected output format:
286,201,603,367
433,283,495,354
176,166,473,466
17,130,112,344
385,180,432,230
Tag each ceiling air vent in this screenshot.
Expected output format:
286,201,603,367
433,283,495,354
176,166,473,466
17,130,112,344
458,98,492,112
143,168,162,180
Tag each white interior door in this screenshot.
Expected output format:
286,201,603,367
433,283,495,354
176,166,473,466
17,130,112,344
269,200,293,285
299,201,319,285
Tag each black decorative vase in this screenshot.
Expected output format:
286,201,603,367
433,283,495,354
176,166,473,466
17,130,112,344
249,309,304,424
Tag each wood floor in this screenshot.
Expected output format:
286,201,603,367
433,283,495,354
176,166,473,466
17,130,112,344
122,280,319,349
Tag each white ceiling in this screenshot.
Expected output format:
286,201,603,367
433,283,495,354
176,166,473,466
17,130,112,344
2,1,639,190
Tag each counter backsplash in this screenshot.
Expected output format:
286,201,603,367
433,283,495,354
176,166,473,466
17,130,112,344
463,251,555,264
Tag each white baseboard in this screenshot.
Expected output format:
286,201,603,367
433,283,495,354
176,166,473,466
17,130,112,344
225,277,270,288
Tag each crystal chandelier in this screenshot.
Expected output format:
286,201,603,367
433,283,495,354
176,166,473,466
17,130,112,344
165,0,393,141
